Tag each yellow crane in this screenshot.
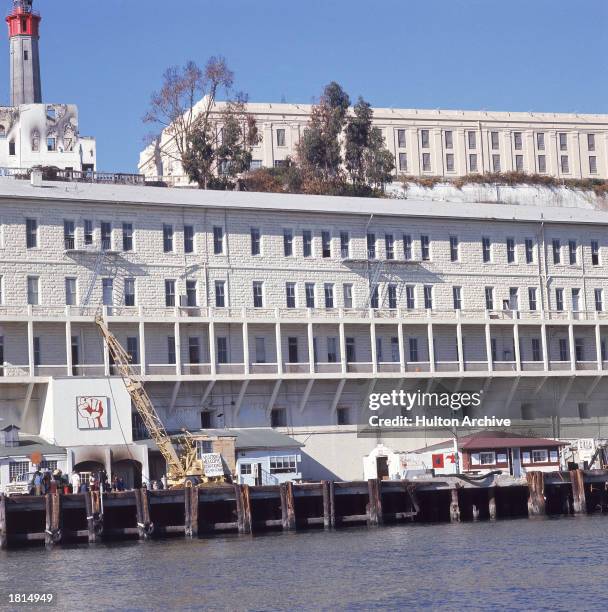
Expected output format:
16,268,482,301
95,315,223,487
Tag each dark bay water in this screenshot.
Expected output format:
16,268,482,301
1,517,608,611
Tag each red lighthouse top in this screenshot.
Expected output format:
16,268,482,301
6,0,40,38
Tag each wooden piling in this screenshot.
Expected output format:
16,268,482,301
488,487,497,521
0,495,7,550
526,471,546,516
44,494,61,547
183,487,200,538
367,478,383,526
44,495,52,547
241,485,251,534
135,488,153,539
406,482,420,518
329,480,336,528
570,469,587,514
84,491,95,543
321,481,331,530
449,487,461,522
280,482,296,531
234,484,251,534
184,487,192,538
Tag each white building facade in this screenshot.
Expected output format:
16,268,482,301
0,103,96,172
139,100,608,184
1,178,608,482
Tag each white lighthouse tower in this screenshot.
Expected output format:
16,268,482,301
6,0,42,106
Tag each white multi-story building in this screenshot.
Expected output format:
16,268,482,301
0,176,607,484
139,99,608,184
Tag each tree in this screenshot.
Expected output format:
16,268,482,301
144,57,259,188
363,127,395,191
182,96,260,188
344,97,374,186
297,81,350,181
296,84,395,195
344,96,395,192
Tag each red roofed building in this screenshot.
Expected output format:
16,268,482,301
410,430,568,477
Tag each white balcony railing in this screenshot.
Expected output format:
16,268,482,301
216,363,245,375
1,364,30,377
493,361,517,372
181,363,212,375
465,360,489,371
521,361,545,371
71,365,105,376
377,362,401,373
1,304,608,325
249,363,278,374
147,364,178,375
4,356,608,381
284,363,310,374
315,362,342,373
436,361,460,372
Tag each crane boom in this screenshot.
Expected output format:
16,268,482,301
94,315,185,480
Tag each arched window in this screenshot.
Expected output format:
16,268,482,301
0,125,6,139
63,125,74,151
46,132,57,152
31,129,40,152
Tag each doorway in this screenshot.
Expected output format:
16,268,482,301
376,456,389,480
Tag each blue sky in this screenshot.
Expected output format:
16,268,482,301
4,0,606,172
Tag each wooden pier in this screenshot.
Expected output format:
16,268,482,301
1,470,608,549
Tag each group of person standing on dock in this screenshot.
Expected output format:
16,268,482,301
31,468,66,495
30,469,127,495
68,470,127,494
28,468,165,495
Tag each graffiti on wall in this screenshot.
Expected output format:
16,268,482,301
76,396,111,430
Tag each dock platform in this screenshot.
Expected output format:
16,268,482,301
1,469,607,549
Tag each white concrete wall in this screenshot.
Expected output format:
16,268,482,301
41,378,132,447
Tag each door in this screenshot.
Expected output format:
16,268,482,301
510,448,521,477
239,463,255,487
376,456,389,480
288,337,298,363
71,337,80,376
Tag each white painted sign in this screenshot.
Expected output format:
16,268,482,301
200,453,224,477
76,396,110,430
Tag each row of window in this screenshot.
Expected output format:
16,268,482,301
6,136,65,157
265,282,606,312
264,127,598,156
122,333,606,368
9,328,604,372
12,275,608,313
395,129,596,153
396,151,597,175
18,219,608,267
472,448,558,467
